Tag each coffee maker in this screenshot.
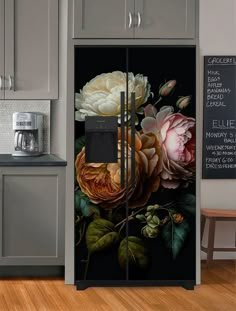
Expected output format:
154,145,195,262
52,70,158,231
13,112,43,156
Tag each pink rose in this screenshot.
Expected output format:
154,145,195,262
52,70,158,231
141,105,195,189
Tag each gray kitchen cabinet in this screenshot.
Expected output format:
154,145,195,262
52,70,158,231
0,167,65,265
1,0,58,100
72,0,196,39
73,0,134,38
0,0,4,99
135,0,196,39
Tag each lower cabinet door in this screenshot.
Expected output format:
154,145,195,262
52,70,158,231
0,167,65,265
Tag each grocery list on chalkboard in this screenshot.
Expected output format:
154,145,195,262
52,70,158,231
202,56,236,178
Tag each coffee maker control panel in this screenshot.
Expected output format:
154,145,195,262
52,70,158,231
13,112,42,130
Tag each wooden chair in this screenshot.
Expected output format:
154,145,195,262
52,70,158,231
201,208,236,267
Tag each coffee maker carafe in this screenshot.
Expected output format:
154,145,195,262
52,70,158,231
13,112,43,156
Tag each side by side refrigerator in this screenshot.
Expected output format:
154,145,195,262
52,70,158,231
74,46,196,289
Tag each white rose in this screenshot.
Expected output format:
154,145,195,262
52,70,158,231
75,71,151,121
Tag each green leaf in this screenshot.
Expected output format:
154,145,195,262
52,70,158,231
75,136,85,157
162,221,190,259
75,191,81,210
75,191,100,218
118,236,148,270
178,194,196,216
86,219,119,254
87,203,100,218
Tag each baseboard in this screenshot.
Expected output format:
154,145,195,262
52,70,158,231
0,266,64,278
75,280,196,290
201,251,236,260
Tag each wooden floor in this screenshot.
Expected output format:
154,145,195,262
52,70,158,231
0,261,235,311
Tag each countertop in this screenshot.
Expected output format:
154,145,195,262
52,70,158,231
0,154,67,166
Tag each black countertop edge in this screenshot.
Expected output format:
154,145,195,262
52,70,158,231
0,154,67,166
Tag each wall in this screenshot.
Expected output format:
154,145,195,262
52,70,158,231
200,0,236,259
0,101,50,154
64,0,236,283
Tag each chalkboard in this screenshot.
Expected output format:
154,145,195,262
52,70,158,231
202,56,236,179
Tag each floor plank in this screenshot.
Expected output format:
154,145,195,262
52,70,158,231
0,260,235,311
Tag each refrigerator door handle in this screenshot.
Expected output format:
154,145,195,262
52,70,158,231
131,92,136,188
120,91,125,189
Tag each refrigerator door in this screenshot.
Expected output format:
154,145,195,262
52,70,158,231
74,47,129,283
74,45,196,288
127,46,196,283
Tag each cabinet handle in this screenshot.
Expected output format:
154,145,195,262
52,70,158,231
137,12,142,28
8,75,13,91
128,12,133,28
131,92,136,188
120,91,125,189
0,75,3,90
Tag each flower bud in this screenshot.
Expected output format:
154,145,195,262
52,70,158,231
142,225,160,238
172,213,184,224
176,96,191,110
159,80,176,97
136,214,146,221
148,222,158,228
152,215,160,225
147,205,154,212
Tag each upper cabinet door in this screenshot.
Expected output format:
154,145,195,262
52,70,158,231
73,0,134,38
0,0,4,99
135,0,196,39
4,0,58,100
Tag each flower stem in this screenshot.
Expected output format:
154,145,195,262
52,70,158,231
162,201,175,208
75,221,86,246
114,202,175,229
153,96,162,107
157,207,173,220
83,253,90,280
118,221,126,234
107,209,113,221
114,207,146,228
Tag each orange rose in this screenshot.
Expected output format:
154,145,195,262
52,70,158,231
129,130,162,208
75,128,162,209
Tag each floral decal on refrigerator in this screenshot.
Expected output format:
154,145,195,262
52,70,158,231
75,71,195,279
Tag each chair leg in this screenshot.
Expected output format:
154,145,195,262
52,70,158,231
235,229,236,248
206,218,216,267
201,215,206,243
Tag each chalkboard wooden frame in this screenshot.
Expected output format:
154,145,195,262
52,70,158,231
202,55,236,179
